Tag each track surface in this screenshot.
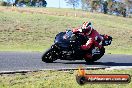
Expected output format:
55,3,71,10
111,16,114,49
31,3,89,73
0,52,132,72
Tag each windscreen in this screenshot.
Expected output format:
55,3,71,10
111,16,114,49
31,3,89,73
63,30,73,40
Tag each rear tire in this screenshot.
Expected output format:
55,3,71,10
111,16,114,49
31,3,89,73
42,48,57,63
85,47,105,63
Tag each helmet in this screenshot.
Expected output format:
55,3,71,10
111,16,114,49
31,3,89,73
82,22,93,35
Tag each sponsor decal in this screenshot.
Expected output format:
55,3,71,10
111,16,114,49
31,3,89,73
76,67,131,85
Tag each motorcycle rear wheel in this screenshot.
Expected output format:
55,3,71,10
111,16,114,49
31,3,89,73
84,47,105,63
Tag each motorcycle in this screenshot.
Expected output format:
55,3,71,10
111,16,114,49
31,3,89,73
42,30,112,63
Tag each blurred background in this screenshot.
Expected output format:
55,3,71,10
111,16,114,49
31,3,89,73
0,0,132,17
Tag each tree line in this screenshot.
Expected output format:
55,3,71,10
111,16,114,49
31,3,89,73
0,0,47,7
1,0,132,17
65,0,132,17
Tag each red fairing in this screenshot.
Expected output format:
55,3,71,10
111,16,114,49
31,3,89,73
81,45,89,50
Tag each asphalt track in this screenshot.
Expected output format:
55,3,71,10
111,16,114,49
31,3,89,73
0,52,132,72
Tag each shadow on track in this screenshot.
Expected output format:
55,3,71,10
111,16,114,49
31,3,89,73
54,61,132,66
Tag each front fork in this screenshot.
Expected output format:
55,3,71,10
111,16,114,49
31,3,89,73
51,43,61,59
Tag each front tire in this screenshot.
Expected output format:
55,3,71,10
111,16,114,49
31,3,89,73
42,48,57,63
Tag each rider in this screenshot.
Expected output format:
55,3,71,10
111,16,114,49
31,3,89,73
72,21,103,59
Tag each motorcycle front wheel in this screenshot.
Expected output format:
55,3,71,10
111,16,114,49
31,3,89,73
42,48,58,63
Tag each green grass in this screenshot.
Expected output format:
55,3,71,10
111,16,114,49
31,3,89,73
0,7,132,54
107,49,132,55
0,70,132,88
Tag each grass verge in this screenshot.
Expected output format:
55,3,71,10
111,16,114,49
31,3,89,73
0,70,132,88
